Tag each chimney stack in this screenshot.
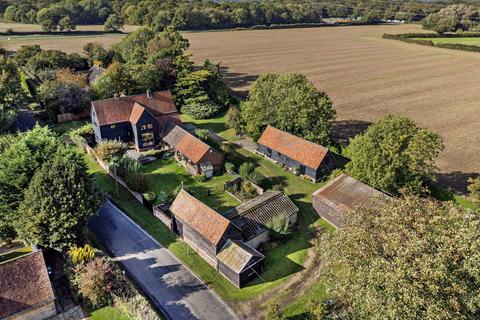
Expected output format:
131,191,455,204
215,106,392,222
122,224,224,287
147,90,152,99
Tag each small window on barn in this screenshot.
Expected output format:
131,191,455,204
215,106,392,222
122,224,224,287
110,124,116,129
147,124,153,129
141,124,147,130
142,132,154,143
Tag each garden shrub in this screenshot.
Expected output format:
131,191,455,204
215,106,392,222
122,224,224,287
181,96,221,119
68,244,95,265
195,128,210,142
125,171,150,194
109,156,141,179
224,162,235,175
74,257,119,308
95,140,128,162
248,170,265,186
241,181,257,199
239,162,255,179
467,177,480,202
267,215,292,241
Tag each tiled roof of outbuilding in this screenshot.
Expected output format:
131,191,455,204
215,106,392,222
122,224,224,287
217,240,264,274
163,125,212,164
226,191,299,241
258,125,329,169
92,90,178,126
170,190,231,245
0,250,55,318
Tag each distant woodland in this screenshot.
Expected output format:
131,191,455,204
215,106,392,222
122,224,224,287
0,0,448,31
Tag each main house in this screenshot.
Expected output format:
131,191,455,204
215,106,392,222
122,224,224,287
169,190,265,288
312,173,390,228
163,125,224,177
0,249,56,320
257,125,338,182
91,90,181,150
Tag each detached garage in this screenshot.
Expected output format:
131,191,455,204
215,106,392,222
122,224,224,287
217,240,265,288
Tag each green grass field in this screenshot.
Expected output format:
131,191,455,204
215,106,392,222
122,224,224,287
89,306,131,320
413,37,480,46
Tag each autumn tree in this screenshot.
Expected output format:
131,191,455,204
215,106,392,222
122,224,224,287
242,73,335,144
422,4,479,33
320,196,480,320
16,152,101,250
104,13,124,32
344,115,444,194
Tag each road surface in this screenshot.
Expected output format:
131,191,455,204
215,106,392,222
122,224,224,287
89,201,239,320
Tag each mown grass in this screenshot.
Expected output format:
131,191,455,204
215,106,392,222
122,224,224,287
180,113,238,142
89,306,131,320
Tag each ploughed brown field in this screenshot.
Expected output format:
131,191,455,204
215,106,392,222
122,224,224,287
185,24,480,189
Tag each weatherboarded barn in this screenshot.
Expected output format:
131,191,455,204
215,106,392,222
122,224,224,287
225,191,299,249
312,174,390,228
169,190,241,266
0,250,56,320
163,125,223,177
257,125,337,182
217,240,265,288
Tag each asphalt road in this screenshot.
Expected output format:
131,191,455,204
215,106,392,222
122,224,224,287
89,201,239,320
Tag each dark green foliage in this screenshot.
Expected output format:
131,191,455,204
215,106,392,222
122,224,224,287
125,171,151,194
467,177,480,202
344,115,444,195
16,46,87,73
0,55,28,133
243,73,336,145
225,106,245,135
83,42,114,67
104,13,124,32
247,170,265,187
239,162,255,179
267,215,292,241
383,33,480,53
422,5,479,34
16,153,101,250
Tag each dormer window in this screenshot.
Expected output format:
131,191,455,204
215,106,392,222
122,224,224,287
110,124,116,129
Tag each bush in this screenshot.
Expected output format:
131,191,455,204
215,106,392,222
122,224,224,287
68,244,95,265
74,257,119,307
467,177,480,202
225,106,245,135
267,215,292,241
125,171,150,194
224,162,235,174
195,128,210,141
95,140,128,161
239,162,255,179
109,156,141,179
241,181,257,199
181,96,221,119
248,170,265,186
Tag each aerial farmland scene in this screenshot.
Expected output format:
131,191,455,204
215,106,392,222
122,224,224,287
0,1,479,320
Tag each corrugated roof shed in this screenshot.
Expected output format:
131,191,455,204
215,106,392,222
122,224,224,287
312,174,389,227
258,125,329,169
0,250,55,318
162,125,212,164
92,90,178,126
170,189,231,245
217,240,264,274
226,191,299,241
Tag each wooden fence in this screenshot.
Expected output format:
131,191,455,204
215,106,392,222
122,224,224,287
153,206,173,230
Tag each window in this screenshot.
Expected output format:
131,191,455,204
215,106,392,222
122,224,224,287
141,125,147,130
110,124,116,129
141,124,154,130
147,123,153,129
141,132,154,143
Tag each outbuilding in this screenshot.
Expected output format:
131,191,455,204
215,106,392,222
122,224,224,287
216,239,265,288
312,173,390,228
257,125,338,182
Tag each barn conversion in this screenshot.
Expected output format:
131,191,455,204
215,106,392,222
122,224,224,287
169,189,242,266
91,90,181,150
312,173,389,228
169,189,265,287
0,249,56,320
163,125,224,177
257,125,337,181
225,191,299,249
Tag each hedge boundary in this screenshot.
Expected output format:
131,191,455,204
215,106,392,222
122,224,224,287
383,33,480,53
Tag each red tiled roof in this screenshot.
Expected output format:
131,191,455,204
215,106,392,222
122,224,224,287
258,125,329,169
162,125,212,164
129,103,146,125
92,90,178,126
170,190,230,245
0,250,55,318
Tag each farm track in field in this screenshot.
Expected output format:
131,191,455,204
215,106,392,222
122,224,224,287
185,24,480,191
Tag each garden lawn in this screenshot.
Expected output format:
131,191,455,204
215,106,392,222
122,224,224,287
141,157,240,212
89,306,131,320
180,113,238,142
413,37,480,46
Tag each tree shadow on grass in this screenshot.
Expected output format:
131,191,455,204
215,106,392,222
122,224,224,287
436,171,478,195
331,120,371,146
220,66,258,99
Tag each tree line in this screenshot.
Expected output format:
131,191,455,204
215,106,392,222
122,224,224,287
0,0,447,31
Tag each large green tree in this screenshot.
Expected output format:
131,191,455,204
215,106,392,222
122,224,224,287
344,115,444,194
16,153,101,250
242,73,336,144
0,56,28,133
320,196,480,319
0,126,60,242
